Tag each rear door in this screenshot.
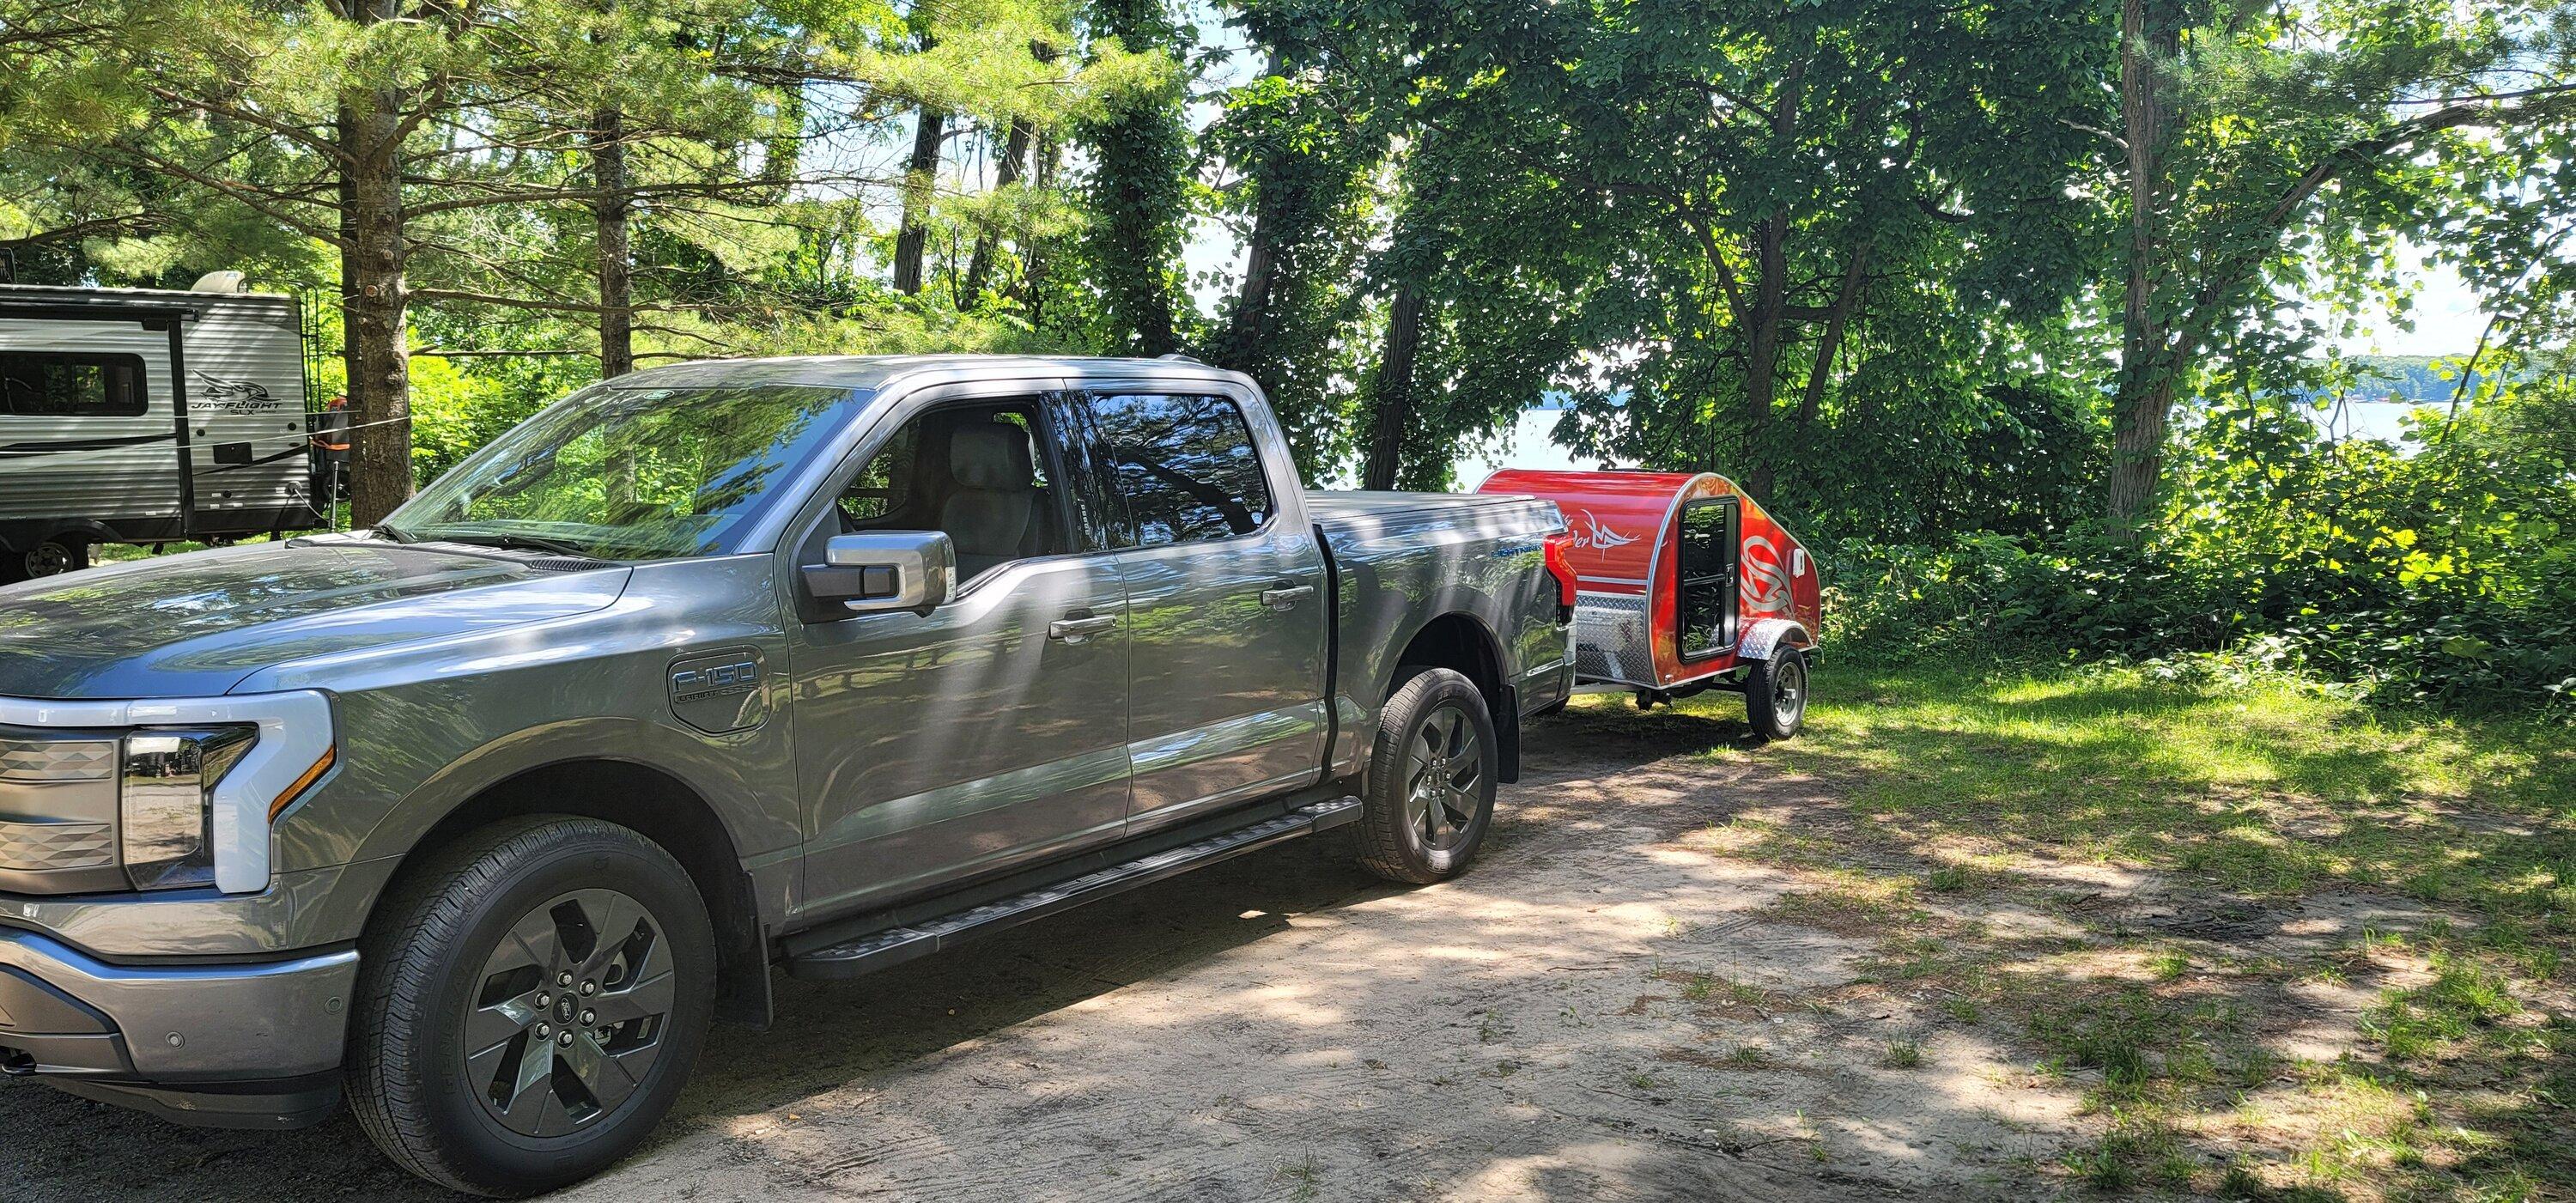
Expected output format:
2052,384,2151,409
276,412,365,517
1078,386,1329,832
1674,495,1741,661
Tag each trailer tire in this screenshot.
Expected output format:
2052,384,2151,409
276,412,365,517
27,538,88,578
1354,667,1499,884
1,538,86,584
1745,647,1809,740
347,816,716,1197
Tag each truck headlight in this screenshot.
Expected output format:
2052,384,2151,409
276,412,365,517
121,726,258,890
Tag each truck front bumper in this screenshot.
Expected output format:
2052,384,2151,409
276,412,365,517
0,927,355,1128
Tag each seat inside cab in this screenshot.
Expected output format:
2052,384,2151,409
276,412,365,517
837,401,1066,582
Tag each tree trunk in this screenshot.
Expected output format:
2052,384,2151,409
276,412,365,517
2108,0,2184,533
1741,216,1789,501
1740,62,1801,502
1798,239,1869,434
344,90,411,526
1361,281,1426,491
962,118,1030,302
893,103,944,295
592,106,633,378
336,101,363,433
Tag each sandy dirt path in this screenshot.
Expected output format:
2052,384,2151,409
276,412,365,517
1,714,2074,1202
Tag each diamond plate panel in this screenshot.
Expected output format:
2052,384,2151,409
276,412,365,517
0,820,114,871
1572,592,1656,686
0,736,117,782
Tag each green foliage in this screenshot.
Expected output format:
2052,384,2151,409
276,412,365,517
1824,368,2576,712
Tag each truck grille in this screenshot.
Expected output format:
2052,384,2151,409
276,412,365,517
0,821,112,871
0,729,124,887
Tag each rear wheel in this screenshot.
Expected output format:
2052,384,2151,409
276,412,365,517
348,817,715,1197
1745,648,1809,740
1354,668,1499,884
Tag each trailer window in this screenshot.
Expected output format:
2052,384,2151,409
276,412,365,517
0,352,146,418
1086,392,1274,547
1676,497,1737,660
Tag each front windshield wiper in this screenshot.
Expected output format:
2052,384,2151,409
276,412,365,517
430,532,598,558
371,524,416,544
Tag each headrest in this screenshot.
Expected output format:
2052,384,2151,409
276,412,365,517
949,422,1034,490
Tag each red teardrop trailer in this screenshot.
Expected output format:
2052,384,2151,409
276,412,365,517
1480,470,1822,738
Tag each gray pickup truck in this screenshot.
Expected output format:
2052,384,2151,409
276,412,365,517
0,355,1574,1194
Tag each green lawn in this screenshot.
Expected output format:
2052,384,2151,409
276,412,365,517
1596,661,2576,1200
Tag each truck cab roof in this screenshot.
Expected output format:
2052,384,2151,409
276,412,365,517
607,354,1257,395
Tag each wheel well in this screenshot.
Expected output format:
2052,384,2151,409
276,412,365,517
391,759,772,1028
1392,612,1520,783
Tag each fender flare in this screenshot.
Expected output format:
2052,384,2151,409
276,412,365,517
1735,617,1813,662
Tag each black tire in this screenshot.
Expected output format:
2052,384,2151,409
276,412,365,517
22,538,88,579
1745,648,1810,740
1355,667,1500,884
347,816,717,1197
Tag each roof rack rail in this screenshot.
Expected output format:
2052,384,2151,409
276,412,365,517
1155,352,1203,364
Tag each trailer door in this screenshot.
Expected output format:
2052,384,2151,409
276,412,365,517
1675,495,1740,661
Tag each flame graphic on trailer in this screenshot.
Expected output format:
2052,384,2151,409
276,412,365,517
1740,536,1792,617
1576,509,1637,550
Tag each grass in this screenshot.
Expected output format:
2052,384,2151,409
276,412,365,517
1570,659,2576,1199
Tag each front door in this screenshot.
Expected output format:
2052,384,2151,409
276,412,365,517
1080,388,1328,831
787,391,1133,917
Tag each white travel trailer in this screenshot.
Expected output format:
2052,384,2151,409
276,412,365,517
0,276,322,581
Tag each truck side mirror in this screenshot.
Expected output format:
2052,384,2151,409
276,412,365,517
802,531,956,616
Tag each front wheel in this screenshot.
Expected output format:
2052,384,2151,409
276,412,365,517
1745,648,1810,740
347,817,716,1197
1354,668,1500,884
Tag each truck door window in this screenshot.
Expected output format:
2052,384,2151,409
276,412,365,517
1086,392,1273,547
0,351,147,417
836,399,1069,582
1675,497,1737,660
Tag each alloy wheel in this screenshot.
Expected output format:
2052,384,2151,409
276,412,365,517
1404,703,1484,852
463,888,674,1139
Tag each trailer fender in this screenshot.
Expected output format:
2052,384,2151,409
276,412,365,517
0,519,117,555
1735,618,1813,662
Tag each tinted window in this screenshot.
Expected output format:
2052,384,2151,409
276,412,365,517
0,352,146,417
1089,392,1273,547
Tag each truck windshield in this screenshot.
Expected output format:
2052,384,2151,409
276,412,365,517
380,383,859,560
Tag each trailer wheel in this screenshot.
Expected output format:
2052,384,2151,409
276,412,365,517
1745,648,1809,740
1354,668,1499,884
22,539,88,579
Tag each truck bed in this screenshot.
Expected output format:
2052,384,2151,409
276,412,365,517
1307,489,1571,781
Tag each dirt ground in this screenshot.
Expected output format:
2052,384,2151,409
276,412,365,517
0,708,2441,1201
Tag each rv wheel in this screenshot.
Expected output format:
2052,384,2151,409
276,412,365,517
22,539,88,579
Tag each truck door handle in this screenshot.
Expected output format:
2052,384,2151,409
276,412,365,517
1260,584,1315,610
1048,612,1120,642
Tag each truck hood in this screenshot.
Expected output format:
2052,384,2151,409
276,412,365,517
0,539,631,700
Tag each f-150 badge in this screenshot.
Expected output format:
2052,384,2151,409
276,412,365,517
668,647,767,733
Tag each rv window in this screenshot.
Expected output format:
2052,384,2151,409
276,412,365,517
0,352,147,418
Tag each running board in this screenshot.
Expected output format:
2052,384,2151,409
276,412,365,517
785,798,1364,981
